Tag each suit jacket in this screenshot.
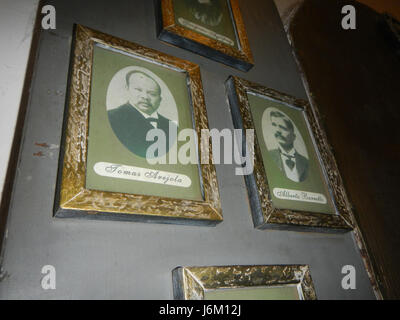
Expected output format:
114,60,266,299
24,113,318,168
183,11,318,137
269,148,309,182
108,103,177,158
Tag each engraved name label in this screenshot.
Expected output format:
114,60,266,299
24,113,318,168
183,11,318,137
178,17,234,47
273,188,328,204
94,162,192,188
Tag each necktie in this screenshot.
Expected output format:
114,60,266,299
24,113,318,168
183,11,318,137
285,158,295,170
281,152,296,170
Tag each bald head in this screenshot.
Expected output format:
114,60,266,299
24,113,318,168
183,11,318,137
126,71,162,115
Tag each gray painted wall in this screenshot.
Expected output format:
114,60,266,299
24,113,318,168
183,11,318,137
0,0,375,299
0,0,39,203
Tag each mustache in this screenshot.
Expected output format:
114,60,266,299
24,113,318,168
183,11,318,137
274,132,286,140
137,100,152,106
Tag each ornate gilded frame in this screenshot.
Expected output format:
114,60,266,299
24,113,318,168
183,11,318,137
226,76,354,232
53,25,222,226
173,265,317,300
156,0,254,71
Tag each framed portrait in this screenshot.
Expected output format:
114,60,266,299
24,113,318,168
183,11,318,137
172,265,317,300
53,25,222,226
156,0,254,72
226,76,354,232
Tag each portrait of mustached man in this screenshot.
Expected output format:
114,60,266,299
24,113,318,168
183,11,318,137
267,110,309,183
188,0,224,27
108,70,177,158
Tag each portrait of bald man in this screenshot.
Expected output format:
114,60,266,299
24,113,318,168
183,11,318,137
267,110,309,182
108,70,177,158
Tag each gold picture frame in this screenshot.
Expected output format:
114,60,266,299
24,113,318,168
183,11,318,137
53,25,222,226
226,76,354,232
172,265,317,300
156,0,254,71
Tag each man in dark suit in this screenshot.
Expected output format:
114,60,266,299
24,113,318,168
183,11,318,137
268,111,309,182
108,71,177,158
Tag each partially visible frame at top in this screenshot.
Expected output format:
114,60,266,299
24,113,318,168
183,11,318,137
156,0,254,71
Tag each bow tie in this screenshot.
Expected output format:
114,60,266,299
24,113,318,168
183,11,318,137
280,151,295,159
146,117,158,123
146,117,159,128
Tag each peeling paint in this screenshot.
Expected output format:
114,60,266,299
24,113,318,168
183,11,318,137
34,142,59,149
35,142,50,148
33,151,44,157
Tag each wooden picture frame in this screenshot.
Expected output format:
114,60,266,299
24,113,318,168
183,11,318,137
226,76,354,232
156,0,254,72
173,265,317,300
53,25,222,226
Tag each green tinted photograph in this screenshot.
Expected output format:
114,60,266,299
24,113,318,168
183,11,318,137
173,0,238,48
248,92,336,214
85,45,203,201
